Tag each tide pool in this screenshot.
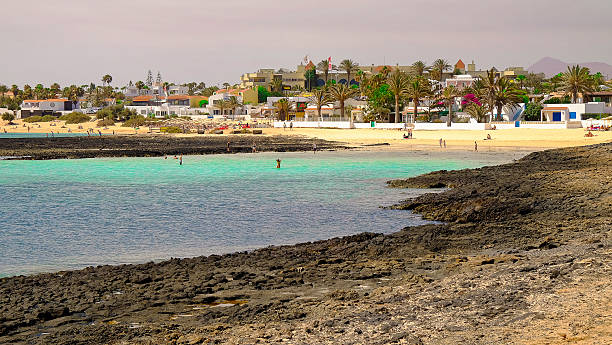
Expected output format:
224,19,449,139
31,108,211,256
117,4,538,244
0,150,517,277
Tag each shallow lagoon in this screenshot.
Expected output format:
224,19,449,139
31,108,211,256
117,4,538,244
0,150,520,276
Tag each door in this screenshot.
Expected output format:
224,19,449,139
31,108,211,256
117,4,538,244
552,112,562,121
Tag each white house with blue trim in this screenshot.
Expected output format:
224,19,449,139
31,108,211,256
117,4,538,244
540,102,609,122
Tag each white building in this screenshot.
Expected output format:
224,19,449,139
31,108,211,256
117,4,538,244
20,99,82,118
124,84,189,98
206,92,244,116
126,95,191,117
540,102,609,122
445,75,477,90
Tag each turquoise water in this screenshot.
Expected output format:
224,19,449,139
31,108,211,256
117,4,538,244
0,151,515,277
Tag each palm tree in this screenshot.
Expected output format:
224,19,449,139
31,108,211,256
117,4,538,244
441,85,458,127
386,70,411,123
10,85,19,98
339,59,359,86
274,98,292,121
561,65,595,103
215,99,229,116
465,103,488,123
354,70,369,97
412,61,428,77
516,75,526,90
431,59,451,82
480,69,498,118
226,96,240,117
405,76,432,123
0,85,7,97
269,78,283,93
317,60,330,84
135,81,145,95
328,83,358,127
50,83,61,96
309,87,332,121
492,78,522,121
68,85,84,107
102,74,112,86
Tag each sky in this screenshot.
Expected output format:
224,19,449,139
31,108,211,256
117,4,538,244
2,0,611,88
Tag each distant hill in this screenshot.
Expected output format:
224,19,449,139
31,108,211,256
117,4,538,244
528,57,612,78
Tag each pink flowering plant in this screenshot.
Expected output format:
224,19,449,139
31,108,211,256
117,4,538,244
461,93,482,107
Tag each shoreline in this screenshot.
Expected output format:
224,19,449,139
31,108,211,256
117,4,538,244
0,135,347,160
1,143,610,344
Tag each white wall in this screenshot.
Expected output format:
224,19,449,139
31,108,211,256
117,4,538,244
414,122,489,130
275,120,587,130
542,103,606,120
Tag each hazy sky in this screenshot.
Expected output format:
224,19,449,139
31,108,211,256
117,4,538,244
2,0,611,87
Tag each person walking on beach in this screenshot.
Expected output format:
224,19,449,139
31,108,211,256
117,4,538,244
227,140,231,152
252,142,257,153
283,122,287,131
443,140,446,148
439,138,443,147
98,130,102,137
313,142,317,154
276,158,281,169
289,121,293,130
474,141,478,152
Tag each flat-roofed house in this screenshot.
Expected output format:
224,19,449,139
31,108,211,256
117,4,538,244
20,98,81,118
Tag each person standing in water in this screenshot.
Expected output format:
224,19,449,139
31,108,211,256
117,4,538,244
474,141,478,152
276,159,281,169
179,155,183,165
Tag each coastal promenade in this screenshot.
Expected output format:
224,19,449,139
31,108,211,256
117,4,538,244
0,143,610,344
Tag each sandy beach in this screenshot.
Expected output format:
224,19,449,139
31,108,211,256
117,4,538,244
262,127,612,151
2,119,611,152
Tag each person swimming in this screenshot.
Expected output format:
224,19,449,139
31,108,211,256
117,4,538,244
276,159,281,169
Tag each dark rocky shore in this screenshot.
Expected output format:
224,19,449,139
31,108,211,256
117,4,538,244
0,135,345,160
1,144,610,344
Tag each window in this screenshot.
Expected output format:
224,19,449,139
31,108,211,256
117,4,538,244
569,112,576,120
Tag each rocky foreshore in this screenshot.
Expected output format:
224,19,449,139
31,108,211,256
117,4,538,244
0,135,345,160
1,144,610,344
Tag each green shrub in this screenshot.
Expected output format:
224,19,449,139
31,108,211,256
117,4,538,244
582,113,607,120
59,112,91,124
122,115,146,127
523,103,543,121
41,115,56,122
544,96,571,104
1,112,15,123
97,118,115,127
23,116,43,123
96,105,137,122
160,126,182,133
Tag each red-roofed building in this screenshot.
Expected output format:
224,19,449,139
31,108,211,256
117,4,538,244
455,59,465,73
